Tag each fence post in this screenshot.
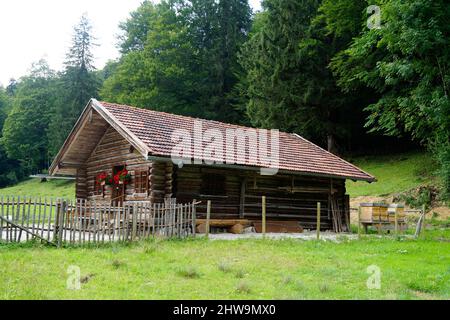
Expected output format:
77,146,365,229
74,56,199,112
132,204,137,241
53,200,61,244
192,199,197,237
421,204,426,238
57,200,67,248
415,205,426,238
316,202,321,240
394,206,398,237
262,196,266,237
205,200,211,238
358,206,361,239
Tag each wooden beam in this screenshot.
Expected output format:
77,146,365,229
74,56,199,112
239,178,246,219
59,162,86,169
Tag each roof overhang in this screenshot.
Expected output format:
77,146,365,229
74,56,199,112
49,99,151,176
145,155,376,183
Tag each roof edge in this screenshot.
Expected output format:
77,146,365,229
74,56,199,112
292,134,376,183
91,99,152,157
49,99,152,176
146,155,376,182
49,99,94,175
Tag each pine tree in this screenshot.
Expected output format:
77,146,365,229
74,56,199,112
48,14,100,156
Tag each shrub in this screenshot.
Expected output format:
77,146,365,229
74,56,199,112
236,281,251,294
178,266,201,279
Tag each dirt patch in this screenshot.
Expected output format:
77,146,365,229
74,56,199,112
428,206,450,220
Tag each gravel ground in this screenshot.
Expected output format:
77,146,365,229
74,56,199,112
207,231,358,242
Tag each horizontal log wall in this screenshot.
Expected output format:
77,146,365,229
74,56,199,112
76,125,349,230
83,126,153,203
174,165,349,230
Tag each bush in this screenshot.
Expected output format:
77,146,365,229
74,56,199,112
236,281,251,294
178,266,201,279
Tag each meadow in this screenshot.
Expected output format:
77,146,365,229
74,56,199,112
0,151,448,300
0,236,449,300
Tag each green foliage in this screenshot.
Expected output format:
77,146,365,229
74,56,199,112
237,0,369,151
395,185,438,210
48,14,101,157
0,87,24,187
332,0,450,197
1,60,57,172
102,0,251,123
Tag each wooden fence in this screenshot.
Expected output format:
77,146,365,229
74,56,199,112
0,196,197,246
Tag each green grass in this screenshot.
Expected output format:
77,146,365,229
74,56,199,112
0,237,448,300
0,178,75,199
347,152,438,197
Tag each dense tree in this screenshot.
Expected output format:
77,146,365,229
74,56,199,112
0,87,24,187
48,14,101,156
1,60,57,173
102,0,251,123
238,0,369,152
331,0,450,196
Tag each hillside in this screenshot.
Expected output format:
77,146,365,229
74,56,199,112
0,178,75,199
346,152,438,197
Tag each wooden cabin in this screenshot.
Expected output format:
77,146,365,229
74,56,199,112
49,99,375,232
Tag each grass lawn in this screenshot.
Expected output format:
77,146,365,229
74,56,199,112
0,236,449,300
346,152,438,197
0,178,75,199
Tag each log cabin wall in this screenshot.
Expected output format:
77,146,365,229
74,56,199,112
75,168,88,199
83,126,153,203
76,125,350,230
174,164,349,230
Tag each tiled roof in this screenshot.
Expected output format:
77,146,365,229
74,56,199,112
98,101,375,182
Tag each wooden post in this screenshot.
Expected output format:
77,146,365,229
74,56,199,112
415,205,426,238
262,196,266,237
192,199,197,237
316,202,321,240
131,204,137,241
206,200,211,238
57,200,67,248
422,204,426,237
239,179,246,219
394,206,398,237
358,206,361,239
53,201,61,244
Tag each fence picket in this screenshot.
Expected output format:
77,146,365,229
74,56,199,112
0,197,196,245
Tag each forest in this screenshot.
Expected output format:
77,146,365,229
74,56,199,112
0,0,448,200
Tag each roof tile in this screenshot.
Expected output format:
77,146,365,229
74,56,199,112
99,101,375,182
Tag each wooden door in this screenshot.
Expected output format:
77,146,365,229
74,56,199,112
112,165,126,206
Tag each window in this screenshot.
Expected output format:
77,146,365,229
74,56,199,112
135,168,150,194
201,173,226,196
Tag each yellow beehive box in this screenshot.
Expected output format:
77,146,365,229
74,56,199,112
388,204,405,222
360,203,389,222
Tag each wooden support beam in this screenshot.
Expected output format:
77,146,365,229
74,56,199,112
317,202,321,240
206,200,211,238
239,178,246,219
262,196,266,237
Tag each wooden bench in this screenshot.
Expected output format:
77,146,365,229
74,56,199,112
196,219,252,234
